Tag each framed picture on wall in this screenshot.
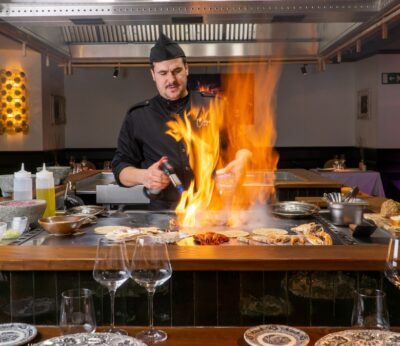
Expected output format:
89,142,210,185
357,89,370,120
51,95,66,125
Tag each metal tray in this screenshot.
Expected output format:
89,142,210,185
66,205,105,216
271,201,320,219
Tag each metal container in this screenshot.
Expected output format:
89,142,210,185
329,198,368,226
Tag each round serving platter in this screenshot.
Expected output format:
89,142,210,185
315,329,400,346
34,332,147,346
0,323,37,346
244,325,309,346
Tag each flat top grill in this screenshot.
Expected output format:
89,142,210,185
15,210,391,247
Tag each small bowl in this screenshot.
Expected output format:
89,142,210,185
0,200,47,226
37,166,71,185
38,215,88,236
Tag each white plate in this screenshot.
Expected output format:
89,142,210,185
35,332,147,346
0,323,37,346
244,325,309,346
315,329,400,346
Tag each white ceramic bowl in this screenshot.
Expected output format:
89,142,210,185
0,199,47,225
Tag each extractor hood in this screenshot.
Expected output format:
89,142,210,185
0,0,399,64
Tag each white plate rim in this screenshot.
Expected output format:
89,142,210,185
34,332,147,346
0,323,37,346
315,329,400,346
244,324,310,346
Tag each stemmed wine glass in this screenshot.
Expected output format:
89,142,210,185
131,236,172,344
385,237,400,289
93,238,130,335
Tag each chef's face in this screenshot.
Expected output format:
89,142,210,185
151,58,189,101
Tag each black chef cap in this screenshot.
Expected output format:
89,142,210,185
150,33,186,63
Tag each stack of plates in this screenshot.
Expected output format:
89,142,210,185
315,329,400,346
244,325,309,346
0,323,37,346
34,332,147,346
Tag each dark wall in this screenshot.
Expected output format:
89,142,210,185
1,147,400,199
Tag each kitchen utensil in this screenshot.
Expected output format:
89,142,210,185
38,215,90,235
271,201,320,218
329,198,368,226
67,205,105,216
343,186,359,202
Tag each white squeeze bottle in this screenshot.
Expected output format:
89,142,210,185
36,163,56,217
13,163,33,200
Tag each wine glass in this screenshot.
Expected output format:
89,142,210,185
385,237,400,289
131,236,172,344
93,238,130,335
60,288,96,335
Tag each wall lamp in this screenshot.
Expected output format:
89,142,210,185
301,64,308,75
113,66,119,79
0,69,28,135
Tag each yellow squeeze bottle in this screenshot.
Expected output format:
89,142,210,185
36,163,56,217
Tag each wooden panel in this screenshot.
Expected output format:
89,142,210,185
0,244,388,271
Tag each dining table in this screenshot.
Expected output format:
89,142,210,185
29,325,400,345
311,169,386,197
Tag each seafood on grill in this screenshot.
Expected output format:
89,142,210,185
251,234,306,245
291,222,333,245
193,232,229,245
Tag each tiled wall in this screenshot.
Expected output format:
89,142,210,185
0,270,399,327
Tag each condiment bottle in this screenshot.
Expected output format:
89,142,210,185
36,163,56,217
13,163,33,200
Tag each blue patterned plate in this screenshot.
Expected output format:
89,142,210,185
244,325,309,346
0,323,37,346
315,329,400,346
35,332,147,346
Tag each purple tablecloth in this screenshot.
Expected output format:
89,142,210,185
312,170,386,197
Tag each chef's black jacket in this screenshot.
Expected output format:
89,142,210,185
112,91,216,210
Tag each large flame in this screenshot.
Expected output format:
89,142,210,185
167,63,281,227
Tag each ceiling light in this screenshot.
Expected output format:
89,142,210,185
113,66,119,79
301,64,308,75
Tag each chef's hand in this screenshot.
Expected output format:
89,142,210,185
143,157,170,191
216,149,252,185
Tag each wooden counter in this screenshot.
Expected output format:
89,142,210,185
32,326,400,345
0,243,388,271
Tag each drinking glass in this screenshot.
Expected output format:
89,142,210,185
103,161,111,170
131,236,172,344
60,288,96,335
351,288,390,329
339,154,346,170
385,237,400,289
93,238,130,335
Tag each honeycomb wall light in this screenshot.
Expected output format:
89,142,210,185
0,69,28,135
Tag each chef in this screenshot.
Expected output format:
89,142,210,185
112,33,251,210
